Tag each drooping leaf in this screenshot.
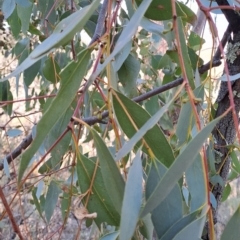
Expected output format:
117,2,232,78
17,3,32,33
113,33,132,72
176,86,204,146
42,103,74,172
186,154,207,212
160,209,201,240
119,151,142,240
44,181,61,222
7,7,21,38
141,116,222,217
18,49,91,183
90,128,125,214
112,90,175,167
118,54,140,98
146,160,183,238
2,0,15,19
221,205,240,240
32,187,44,219
175,17,195,89
76,154,120,226
172,206,208,239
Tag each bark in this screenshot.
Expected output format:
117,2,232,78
203,1,240,237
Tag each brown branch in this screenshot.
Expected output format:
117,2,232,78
0,186,24,240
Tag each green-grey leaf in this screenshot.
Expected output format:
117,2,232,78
18,49,91,183
17,3,32,33
160,209,200,240
172,207,208,240
76,154,120,226
147,161,183,238
176,17,195,89
90,128,125,214
221,205,240,240
44,181,61,222
186,154,207,212
2,0,15,19
118,54,140,98
141,116,222,217
119,151,142,240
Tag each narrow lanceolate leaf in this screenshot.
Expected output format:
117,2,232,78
172,206,208,239
85,0,153,89
160,209,200,240
76,154,120,226
176,86,204,146
186,154,207,213
141,116,222,217
112,90,174,167
221,205,240,240
176,17,195,89
146,161,183,238
44,181,61,222
18,49,91,183
90,128,125,214
0,0,100,82
119,151,142,240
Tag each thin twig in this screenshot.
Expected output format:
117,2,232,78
0,186,24,240
89,0,108,45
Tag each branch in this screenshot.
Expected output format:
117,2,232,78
215,0,240,32
89,0,108,45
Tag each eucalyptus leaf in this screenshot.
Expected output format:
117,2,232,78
119,151,142,240
221,205,240,240
141,116,222,217
18,49,91,183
